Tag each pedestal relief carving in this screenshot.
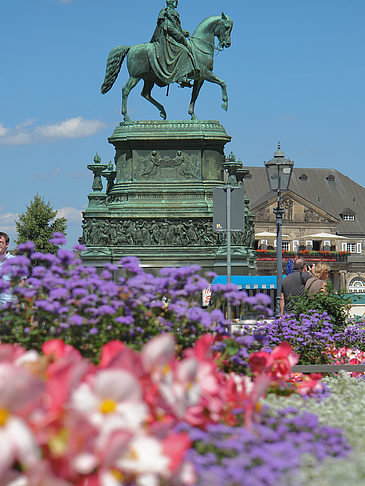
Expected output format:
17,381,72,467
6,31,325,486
82,217,251,248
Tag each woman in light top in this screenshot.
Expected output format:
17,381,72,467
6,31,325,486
305,262,330,295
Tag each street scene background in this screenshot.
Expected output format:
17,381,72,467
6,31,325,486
1,0,364,246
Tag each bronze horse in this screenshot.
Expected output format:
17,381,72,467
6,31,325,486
101,13,233,121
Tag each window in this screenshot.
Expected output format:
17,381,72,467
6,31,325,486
274,240,290,251
342,214,355,221
259,239,267,249
346,243,357,253
293,240,299,252
349,277,365,293
312,240,321,251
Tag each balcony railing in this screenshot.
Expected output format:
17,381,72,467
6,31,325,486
255,250,349,262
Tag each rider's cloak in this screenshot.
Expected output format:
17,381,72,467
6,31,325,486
148,6,197,86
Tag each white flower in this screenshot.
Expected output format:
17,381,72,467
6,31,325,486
116,434,169,485
71,369,148,430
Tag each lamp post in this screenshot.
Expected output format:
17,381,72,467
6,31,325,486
264,142,294,317
221,152,244,322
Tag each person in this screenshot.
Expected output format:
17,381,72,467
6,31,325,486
0,232,15,308
280,258,312,314
304,262,330,296
149,0,198,86
286,258,294,275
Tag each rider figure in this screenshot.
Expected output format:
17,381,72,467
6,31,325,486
150,0,198,87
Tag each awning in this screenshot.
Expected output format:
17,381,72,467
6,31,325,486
255,231,291,238
305,232,348,240
212,275,277,290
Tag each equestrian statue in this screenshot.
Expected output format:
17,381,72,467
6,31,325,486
101,0,233,121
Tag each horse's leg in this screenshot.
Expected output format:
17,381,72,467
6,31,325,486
203,71,228,111
188,80,204,121
141,80,167,120
122,76,140,122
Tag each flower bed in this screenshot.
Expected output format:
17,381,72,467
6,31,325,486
255,250,349,261
0,236,357,484
0,337,349,485
265,372,365,486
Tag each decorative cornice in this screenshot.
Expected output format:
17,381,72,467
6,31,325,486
108,120,231,143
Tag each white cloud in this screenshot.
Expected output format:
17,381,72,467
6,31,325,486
57,207,83,223
0,117,107,145
0,210,19,243
31,168,62,180
35,117,107,139
0,123,9,136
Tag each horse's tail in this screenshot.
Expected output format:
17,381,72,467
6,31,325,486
101,45,130,94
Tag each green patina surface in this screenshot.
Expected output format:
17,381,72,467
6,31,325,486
81,120,256,275
100,0,233,121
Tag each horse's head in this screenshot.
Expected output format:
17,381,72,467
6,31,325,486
216,12,233,49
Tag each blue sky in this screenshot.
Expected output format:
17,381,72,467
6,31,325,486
1,0,364,248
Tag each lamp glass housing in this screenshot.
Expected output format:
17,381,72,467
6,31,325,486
265,161,293,191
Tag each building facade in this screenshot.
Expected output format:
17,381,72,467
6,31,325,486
244,166,365,292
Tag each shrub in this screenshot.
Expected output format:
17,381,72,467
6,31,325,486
289,284,351,332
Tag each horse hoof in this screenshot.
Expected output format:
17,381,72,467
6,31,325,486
190,114,198,121
221,102,228,111
123,114,132,123
160,112,167,120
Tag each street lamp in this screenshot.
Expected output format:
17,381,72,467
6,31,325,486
264,142,294,317
221,152,244,322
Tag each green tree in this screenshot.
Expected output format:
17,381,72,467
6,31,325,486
15,194,67,253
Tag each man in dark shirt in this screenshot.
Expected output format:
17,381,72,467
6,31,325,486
280,258,312,314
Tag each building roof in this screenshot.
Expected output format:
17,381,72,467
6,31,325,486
245,167,365,235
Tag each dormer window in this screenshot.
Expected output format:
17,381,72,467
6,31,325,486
299,174,308,181
340,208,356,221
326,174,336,181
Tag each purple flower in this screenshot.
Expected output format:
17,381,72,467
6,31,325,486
57,249,76,265
183,407,350,486
49,232,67,246
17,241,35,253
115,316,134,325
119,256,143,275
68,315,83,326
49,288,68,300
73,244,86,252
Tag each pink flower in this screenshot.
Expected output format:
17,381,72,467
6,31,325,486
42,339,81,360
162,433,192,473
45,349,89,416
248,351,273,375
71,368,148,431
249,342,298,381
0,363,44,476
270,342,299,380
0,344,26,363
294,373,324,396
141,335,202,421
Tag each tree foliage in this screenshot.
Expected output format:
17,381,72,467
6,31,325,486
15,194,67,253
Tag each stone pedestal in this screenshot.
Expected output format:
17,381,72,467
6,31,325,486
81,120,256,275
